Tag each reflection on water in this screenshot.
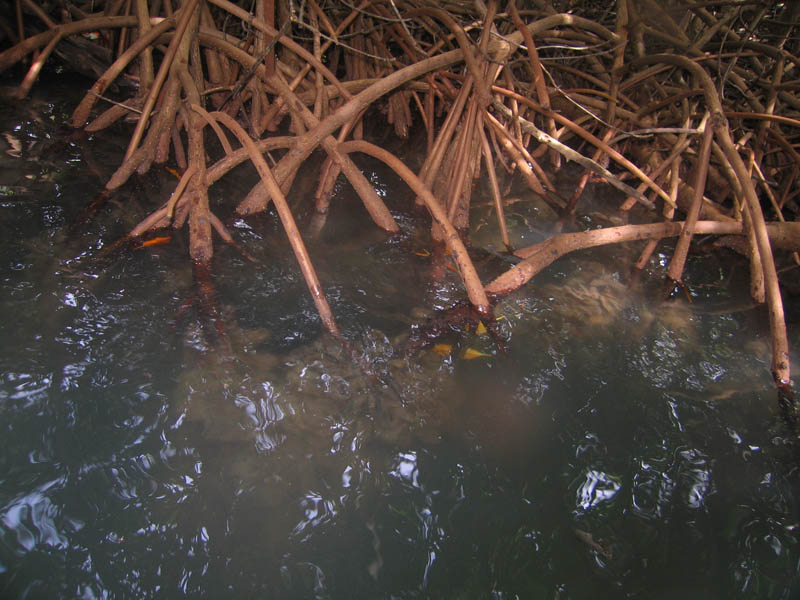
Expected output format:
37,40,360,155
1,78,799,599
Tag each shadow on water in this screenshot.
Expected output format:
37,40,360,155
1,74,799,599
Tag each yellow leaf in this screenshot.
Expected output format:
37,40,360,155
463,348,490,360
415,249,430,257
431,343,452,356
476,321,487,335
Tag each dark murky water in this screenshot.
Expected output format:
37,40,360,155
1,76,799,599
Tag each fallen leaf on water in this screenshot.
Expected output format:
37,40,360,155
166,166,182,180
462,348,490,360
445,263,459,274
136,236,172,250
414,249,430,257
476,321,487,335
431,343,452,356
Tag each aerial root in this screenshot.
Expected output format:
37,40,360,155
3,0,798,390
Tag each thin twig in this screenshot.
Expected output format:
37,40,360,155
88,89,144,114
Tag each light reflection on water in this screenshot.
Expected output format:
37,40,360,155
1,81,799,599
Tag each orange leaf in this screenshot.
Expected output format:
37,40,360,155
136,236,172,250
462,348,490,360
431,343,452,356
